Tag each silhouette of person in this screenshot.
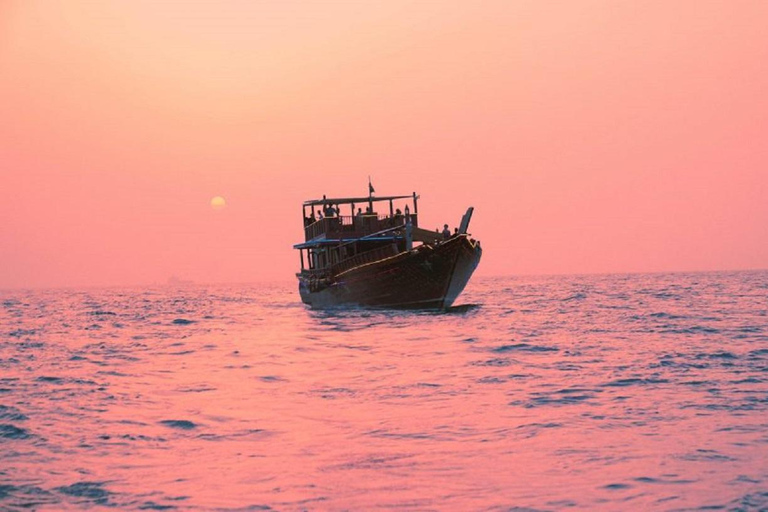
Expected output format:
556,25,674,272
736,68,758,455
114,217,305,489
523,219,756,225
442,224,451,239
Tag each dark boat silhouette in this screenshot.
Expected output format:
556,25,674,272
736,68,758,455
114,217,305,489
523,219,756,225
294,189,482,309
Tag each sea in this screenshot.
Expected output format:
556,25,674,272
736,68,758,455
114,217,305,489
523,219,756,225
1,271,767,511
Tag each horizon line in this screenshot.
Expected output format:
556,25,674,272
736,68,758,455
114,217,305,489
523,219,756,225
2,266,766,293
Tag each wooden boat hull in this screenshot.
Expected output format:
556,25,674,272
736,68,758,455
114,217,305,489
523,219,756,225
297,235,482,309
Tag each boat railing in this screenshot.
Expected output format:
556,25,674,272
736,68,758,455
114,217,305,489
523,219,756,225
304,214,417,241
304,217,344,240
331,243,400,276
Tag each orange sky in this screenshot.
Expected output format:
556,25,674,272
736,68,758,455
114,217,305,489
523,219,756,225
1,1,767,288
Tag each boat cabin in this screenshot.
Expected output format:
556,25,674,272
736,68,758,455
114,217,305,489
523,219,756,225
294,192,444,278
301,193,419,240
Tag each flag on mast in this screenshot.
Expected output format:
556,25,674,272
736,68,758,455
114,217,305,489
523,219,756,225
368,177,375,195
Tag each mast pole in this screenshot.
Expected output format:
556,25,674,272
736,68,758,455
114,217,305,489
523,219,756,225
368,176,374,213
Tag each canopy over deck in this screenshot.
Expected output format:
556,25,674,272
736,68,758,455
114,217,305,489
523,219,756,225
303,194,417,207
293,235,401,250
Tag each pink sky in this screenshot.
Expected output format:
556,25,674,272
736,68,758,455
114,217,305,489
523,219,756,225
1,1,767,288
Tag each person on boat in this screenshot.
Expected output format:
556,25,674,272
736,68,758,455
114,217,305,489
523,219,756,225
442,224,451,239
353,207,364,230
454,227,459,236
317,210,324,220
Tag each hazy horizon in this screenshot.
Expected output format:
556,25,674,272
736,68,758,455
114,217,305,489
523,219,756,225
2,267,767,293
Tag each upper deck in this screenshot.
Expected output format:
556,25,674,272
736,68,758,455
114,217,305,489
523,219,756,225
301,192,420,244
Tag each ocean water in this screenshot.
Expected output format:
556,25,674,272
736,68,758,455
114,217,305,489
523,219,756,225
1,271,767,511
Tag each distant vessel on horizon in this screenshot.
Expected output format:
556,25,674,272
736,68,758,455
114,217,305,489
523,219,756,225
166,276,194,287
294,188,481,309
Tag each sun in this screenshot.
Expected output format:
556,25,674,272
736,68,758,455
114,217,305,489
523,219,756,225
210,196,227,210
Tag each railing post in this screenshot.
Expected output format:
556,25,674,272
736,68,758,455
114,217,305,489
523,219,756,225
406,216,413,251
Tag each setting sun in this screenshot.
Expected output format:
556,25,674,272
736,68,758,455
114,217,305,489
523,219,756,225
210,196,226,210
